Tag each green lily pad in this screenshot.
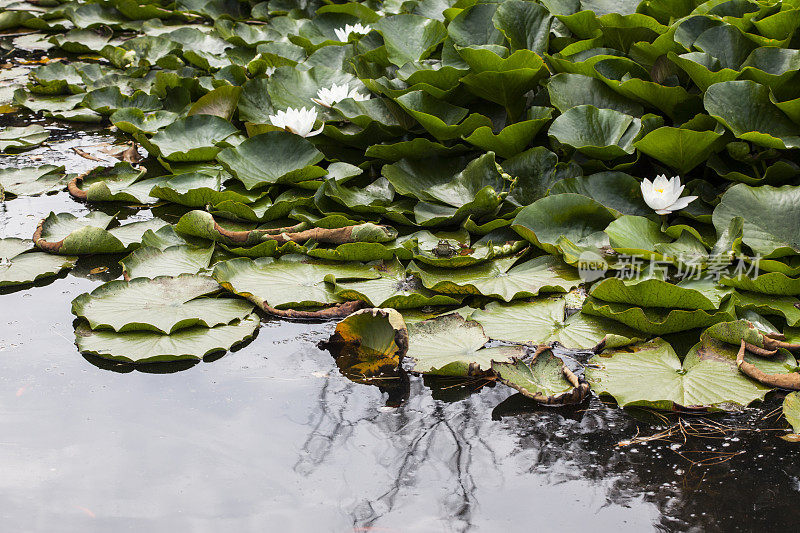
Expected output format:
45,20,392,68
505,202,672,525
491,354,578,402
35,212,168,255
0,165,66,197
582,297,736,335
0,125,49,152
589,276,733,311
409,255,581,302
325,258,462,309
149,171,264,208
75,313,260,364
74,162,165,204
783,392,800,434
721,271,800,295
406,313,525,376
72,274,253,334
704,80,800,150
587,337,770,411
110,108,180,135
374,14,447,66
212,255,379,309
145,115,239,162
732,291,800,327
712,183,800,258
217,131,326,190
548,105,642,160
0,238,77,287
634,125,725,174
470,297,643,350
120,244,214,280
511,193,617,256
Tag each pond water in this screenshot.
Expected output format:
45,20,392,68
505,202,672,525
2,124,800,532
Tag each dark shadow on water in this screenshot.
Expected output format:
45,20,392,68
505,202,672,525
82,353,198,374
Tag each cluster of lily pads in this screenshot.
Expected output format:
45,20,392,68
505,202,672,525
3,0,800,430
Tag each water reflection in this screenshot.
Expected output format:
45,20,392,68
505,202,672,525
1,194,800,530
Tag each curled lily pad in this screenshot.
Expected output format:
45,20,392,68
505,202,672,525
720,271,800,295
0,238,77,287
75,313,260,364
69,162,165,204
589,276,733,311
783,392,800,435
72,274,254,334
175,210,397,248
492,350,590,405
321,307,408,379
149,171,265,208
586,338,770,411
409,255,581,302
34,212,168,255
582,297,737,335
406,313,525,376
704,80,800,150
0,165,66,197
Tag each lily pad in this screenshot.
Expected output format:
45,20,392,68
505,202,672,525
34,212,168,255
406,313,525,376
0,165,66,197
212,255,379,309
120,244,214,279
470,297,643,350
72,162,165,204
72,274,254,334
586,338,770,411
409,255,581,302
548,105,642,160
783,392,800,434
712,183,800,258
322,307,408,378
582,297,737,335
0,125,49,152
492,352,587,404
217,131,326,190
74,313,260,364
511,193,617,256
0,238,77,287
145,115,239,162
326,259,462,309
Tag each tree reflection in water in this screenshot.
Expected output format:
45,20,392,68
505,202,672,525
293,342,800,532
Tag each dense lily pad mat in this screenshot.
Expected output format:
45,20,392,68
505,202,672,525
5,0,800,428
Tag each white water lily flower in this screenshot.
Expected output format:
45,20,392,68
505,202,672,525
334,23,371,42
312,83,370,107
264,66,276,76
268,107,324,137
640,174,697,215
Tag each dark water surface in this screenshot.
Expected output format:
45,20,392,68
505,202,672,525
2,131,800,533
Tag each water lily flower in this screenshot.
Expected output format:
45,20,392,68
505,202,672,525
640,174,697,215
311,83,370,107
268,107,323,137
334,23,371,42
264,66,276,76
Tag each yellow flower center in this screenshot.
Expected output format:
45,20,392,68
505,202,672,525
655,188,664,193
